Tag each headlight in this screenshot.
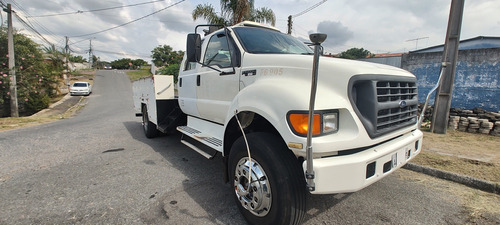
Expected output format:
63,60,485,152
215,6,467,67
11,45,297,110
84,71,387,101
287,110,339,137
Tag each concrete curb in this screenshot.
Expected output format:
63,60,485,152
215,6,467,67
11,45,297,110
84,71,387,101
30,94,72,117
29,94,85,118
403,163,500,195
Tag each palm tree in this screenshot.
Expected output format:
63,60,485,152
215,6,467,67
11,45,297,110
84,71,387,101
192,0,276,26
43,45,65,72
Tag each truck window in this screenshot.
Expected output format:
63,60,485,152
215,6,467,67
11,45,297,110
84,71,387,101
203,32,234,68
233,27,313,55
184,61,197,71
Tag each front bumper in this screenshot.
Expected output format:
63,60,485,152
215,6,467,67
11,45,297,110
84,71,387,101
70,90,90,95
304,129,423,194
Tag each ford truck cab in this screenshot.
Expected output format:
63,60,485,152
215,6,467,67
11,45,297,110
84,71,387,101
140,21,422,225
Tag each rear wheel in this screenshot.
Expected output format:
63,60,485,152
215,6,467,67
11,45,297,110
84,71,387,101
229,132,306,225
142,105,158,138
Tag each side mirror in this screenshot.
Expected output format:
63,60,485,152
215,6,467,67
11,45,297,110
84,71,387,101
309,33,327,45
186,33,201,63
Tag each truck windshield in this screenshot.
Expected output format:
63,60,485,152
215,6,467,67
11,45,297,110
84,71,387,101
233,27,313,55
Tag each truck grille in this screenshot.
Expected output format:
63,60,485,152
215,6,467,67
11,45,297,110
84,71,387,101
349,75,418,138
376,81,418,131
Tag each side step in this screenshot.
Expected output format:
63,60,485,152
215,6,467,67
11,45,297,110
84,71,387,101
177,126,222,159
180,139,217,159
157,105,186,133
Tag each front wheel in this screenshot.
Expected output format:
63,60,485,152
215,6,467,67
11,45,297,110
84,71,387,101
229,132,306,225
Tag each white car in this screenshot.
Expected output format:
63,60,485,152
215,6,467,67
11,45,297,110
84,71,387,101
70,82,92,96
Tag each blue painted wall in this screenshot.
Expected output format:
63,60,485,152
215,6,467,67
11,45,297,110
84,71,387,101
401,48,500,111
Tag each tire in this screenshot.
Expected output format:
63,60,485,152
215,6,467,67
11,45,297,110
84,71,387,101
229,132,306,225
142,105,158,138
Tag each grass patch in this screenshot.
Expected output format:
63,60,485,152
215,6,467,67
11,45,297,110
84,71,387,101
413,150,500,183
0,116,57,131
126,66,152,81
70,70,96,79
0,97,85,132
414,129,500,184
69,70,95,85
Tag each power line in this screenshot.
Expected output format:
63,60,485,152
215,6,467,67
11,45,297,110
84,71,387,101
292,0,328,18
13,12,54,47
93,49,151,58
406,37,429,50
27,0,168,18
69,37,94,45
70,0,185,38
10,0,64,46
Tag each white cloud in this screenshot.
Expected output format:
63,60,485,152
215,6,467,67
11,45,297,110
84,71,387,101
3,0,499,61
311,21,353,49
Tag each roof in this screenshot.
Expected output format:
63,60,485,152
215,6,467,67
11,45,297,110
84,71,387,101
232,21,281,32
368,53,404,58
411,36,500,53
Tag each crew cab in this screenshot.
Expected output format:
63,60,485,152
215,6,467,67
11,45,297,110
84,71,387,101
134,21,423,225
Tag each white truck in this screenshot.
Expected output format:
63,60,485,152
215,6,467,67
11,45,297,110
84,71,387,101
133,21,423,225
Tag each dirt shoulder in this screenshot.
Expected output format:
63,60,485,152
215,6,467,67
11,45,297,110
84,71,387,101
415,130,500,184
0,71,94,131
0,95,85,131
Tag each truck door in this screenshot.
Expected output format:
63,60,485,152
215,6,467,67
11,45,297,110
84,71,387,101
196,31,240,124
178,55,201,118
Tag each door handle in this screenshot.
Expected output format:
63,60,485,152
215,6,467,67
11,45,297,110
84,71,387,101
197,75,201,86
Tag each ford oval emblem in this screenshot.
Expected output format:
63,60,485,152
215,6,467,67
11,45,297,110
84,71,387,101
399,100,407,108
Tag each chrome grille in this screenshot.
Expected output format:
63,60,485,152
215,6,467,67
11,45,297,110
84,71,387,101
376,81,417,102
376,81,418,132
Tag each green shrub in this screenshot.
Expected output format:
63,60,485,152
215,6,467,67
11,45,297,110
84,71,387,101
24,92,50,115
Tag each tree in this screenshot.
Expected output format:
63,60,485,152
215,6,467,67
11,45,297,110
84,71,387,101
69,55,87,63
110,58,147,70
157,64,181,83
132,59,147,68
0,27,59,116
92,55,99,68
151,45,184,67
338,48,374,59
43,45,65,72
110,58,131,69
192,0,276,26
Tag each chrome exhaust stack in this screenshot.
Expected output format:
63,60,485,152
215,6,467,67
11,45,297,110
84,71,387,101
305,33,327,192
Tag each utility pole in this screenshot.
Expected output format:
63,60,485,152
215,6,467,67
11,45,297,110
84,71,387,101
287,15,292,35
431,0,465,134
6,4,18,117
88,39,93,69
64,36,70,89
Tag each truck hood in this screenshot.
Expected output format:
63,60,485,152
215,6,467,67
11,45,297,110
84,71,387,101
240,53,413,80
239,53,415,110
238,53,419,142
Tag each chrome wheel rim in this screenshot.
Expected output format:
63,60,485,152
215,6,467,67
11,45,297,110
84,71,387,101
233,157,272,217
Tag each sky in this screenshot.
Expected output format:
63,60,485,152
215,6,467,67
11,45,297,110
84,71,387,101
2,0,499,63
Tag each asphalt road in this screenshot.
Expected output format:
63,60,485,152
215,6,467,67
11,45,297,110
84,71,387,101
1,70,499,224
